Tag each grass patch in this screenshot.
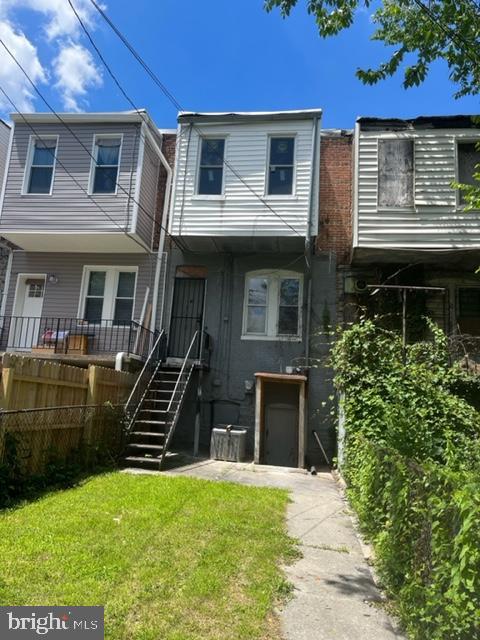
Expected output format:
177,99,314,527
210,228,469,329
0,472,295,640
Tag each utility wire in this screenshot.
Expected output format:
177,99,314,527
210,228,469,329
0,83,150,255
0,37,187,253
87,0,306,239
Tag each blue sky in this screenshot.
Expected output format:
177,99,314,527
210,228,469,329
0,0,478,129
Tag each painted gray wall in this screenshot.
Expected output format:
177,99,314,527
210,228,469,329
1,122,141,233
136,136,160,248
165,248,336,464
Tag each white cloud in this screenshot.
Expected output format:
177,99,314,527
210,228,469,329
54,42,101,111
0,0,104,114
0,20,47,114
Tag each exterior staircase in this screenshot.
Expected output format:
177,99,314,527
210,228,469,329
123,329,203,470
124,366,182,469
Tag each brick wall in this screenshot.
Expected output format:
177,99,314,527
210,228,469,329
317,133,353,265
153,133,177,250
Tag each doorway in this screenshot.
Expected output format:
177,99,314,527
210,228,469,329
168,277,206,358
11,274,46,349
264,382,299,467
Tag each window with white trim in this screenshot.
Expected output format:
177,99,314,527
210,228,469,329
90,136,122,194
25,137,57,194
267,137,295,195
243,270,302,339
197,138,225,195
80,267,137,325
457,142,480,206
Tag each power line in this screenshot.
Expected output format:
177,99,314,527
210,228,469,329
0,83,149,255
87,0,306,239
412,0,480,68
0,37,187,253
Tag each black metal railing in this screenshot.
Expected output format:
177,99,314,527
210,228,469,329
125,329,167,431
0,316,155,360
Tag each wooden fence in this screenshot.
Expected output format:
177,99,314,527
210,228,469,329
0,353,136,410
0,355,136,476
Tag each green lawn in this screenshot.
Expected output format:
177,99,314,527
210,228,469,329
0,472,295,640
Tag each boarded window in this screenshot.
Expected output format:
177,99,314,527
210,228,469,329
457,142,480,205
378,139,414,208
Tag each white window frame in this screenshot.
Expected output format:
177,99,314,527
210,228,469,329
22,135,59,196
241,269,303,341
195,135,227,199
455,137,480,211
88,133,123,196
265,134,297,198
78,266,138,324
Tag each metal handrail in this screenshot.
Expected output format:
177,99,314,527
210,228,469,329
165,330,199,418
159,331,199,468
124,330,166,431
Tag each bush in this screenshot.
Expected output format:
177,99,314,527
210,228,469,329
332,320,480,639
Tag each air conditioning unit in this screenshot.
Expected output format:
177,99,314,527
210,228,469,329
344,276,369,294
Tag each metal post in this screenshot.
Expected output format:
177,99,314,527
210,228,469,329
193,369,203,457
127,321,133,356
54,317,60,354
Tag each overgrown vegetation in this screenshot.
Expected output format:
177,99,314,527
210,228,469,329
0,472,295,640
332,320,480,640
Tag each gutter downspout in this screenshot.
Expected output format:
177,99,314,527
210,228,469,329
149,130,173,334
305,113,321,368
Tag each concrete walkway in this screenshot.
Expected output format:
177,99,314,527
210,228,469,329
129,458,404,640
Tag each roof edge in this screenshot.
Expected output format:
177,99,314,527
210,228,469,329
178,109,323,124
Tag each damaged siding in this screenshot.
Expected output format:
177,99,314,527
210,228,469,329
356,128,480,249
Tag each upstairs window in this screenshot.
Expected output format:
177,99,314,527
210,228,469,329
25,137,57,194
91,136,122,194
457,142,480,206
267,137,295,195
198,138,225,195
378,139,414,208
81,267,137,325
243,270,302,339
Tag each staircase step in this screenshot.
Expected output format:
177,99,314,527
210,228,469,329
124,455,162,465
131,431,166,438
140,409,167,414
135,419,167,426
128,443,165,451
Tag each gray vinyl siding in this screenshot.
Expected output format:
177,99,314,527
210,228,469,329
135,136,160,248
0,122,141,233
170,119,316,237
356,128,480,249
0,121,11,189
5,252,158,322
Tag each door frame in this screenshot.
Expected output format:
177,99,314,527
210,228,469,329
9,273,47,350
254,373,307,469
167,276,207,358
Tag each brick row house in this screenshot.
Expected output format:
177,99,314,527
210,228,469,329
0,108,478,469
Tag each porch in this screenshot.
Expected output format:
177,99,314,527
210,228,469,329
0,316,155,367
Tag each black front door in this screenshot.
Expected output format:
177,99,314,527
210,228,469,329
168,277,206,358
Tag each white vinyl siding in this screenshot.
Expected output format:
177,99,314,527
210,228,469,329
356,128,480,249
170,119,316,237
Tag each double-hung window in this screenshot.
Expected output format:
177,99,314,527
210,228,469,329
81,267,137,325
457,142,480,207
91,136,122,194
378,139,414,208
197,138,225,195
267,137,295,195
25,137,57,194
243,271,302,339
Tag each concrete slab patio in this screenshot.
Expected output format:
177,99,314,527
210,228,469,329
126,457,404,640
